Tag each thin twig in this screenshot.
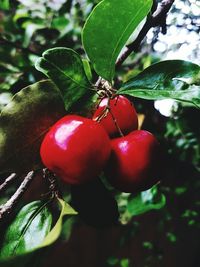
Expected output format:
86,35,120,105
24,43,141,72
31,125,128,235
95,77,104,88
95,96,124,137
0,173,17,193
43,168,60,198
116,0,175,67
0,171,37,220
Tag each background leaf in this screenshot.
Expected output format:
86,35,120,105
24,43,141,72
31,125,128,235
0,0,9,10
118,60,200,108
82,0,152,82
35,47,92,111
117,186,166,225
127,186,166,216
0,200,52,261
0,80,66,174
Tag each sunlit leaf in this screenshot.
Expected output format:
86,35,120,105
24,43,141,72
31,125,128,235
118,60,200,108
39,198,77,247
82,0,152,82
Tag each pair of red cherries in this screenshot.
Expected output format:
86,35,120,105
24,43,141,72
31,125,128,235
40,96,161,193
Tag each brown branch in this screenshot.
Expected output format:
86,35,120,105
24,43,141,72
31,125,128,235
0,173,17,193
0,171,38,220
152,0,175,26
116,0,175,67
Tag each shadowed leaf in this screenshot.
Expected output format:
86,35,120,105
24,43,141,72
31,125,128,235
0,80,66,174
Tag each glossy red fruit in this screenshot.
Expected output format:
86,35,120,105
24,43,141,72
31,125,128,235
40,115,111,185
93,95,138,138
105,130,161,193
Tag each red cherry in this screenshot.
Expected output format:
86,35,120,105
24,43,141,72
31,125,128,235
93,95,138,137
40,115,111,185
105,130,161,193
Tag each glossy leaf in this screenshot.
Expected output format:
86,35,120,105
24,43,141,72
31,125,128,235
0,80,66,174
39,198,77,247
35,47,92,111
127,186,166,216
0,201,52,261
82,0,152,82
118,60,200,108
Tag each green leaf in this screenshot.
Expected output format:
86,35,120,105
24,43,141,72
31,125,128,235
118,60,200,108
0,199,77,263
0,80,66,174
127,186,166,216
35,47,92,111
82,59,92,81
82,0,152,82
120,258,130,267
0,201,52,261
0,0,9,10
39,198,77,248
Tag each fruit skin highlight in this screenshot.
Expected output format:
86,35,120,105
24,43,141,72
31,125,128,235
40,115,111,185
105,130,161,193
93,95,138,138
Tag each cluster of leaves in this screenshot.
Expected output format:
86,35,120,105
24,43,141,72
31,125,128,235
0,0,95,95
165,106,200,170
0,0,200,266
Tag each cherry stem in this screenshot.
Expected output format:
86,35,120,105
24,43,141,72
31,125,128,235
43,168,60,198
96,96,124,137
109,108,124,137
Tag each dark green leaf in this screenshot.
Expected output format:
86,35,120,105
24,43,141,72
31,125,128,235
118,60,200,108
82,0,152,82
127,186,166,216
0,201,52,261
35,47,92,111
0,80,66,174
